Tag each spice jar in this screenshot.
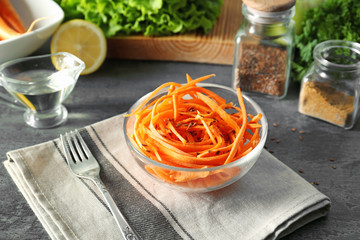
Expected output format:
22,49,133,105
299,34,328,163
299,40,360,129
232,0,296,99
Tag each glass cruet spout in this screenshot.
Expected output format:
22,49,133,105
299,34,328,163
53,52,85,81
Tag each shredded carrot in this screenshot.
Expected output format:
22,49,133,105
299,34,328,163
0,0,25,34
0,16,20,40
126,74,262,188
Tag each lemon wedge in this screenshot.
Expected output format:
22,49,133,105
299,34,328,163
50,19,107,75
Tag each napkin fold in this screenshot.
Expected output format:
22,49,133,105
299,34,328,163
4,114,330,240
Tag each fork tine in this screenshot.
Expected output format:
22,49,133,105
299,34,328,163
65,132,81,163
60,133,76,165
74,129,93,159
71,131,88,161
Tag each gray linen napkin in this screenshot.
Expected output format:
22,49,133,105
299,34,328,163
3,114,330,240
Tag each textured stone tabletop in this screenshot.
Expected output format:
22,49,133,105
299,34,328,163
1,44,359,240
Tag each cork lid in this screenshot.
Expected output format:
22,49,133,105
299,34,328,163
242,0,296,12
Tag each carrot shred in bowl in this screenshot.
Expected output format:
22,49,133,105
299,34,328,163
125,74,262,187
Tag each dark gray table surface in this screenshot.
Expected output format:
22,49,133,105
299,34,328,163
1,43,359,240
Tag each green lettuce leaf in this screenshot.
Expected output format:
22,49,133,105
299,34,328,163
54,0,223,37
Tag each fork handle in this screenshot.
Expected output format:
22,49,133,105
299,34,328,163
93,178,141,240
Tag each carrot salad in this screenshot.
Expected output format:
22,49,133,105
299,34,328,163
126,74,262,186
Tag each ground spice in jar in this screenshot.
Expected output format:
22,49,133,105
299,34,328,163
299,81,355,127
234,42,287,96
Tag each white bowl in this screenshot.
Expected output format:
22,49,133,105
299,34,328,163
0,0,64,64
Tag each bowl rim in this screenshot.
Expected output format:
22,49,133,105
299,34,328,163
124,83,268,172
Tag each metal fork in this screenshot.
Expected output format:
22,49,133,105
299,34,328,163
60,130,141,240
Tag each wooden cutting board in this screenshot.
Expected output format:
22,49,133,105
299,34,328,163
106,0,243,65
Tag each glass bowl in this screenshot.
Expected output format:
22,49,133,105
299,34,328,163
124,83,268,192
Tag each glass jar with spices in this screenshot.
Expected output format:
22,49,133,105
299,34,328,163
232,0,296,99
299,40,360,129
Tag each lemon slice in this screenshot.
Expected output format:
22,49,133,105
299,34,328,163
50,19,107,75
